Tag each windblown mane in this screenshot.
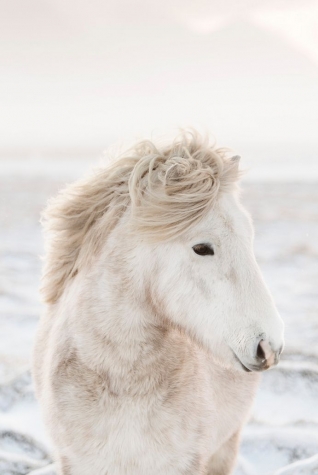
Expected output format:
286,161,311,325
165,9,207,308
41,131,240,304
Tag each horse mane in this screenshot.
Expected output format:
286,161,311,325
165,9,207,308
41,130,240,304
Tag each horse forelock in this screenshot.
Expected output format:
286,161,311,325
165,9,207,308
41,130,240,304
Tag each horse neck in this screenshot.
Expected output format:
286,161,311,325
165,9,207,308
71,270,188,395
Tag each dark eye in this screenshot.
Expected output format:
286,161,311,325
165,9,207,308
192,243,214,256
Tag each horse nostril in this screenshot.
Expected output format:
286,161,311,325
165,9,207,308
256,339,278,368
256,340,266,361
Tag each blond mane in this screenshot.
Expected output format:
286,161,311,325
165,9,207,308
41,130,240,304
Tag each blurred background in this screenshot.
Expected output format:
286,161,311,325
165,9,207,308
0,1,318,474
2,0,318,179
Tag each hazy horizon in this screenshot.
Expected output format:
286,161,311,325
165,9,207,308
1,0,318,179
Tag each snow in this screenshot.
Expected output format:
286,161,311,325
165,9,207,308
0,162,318,474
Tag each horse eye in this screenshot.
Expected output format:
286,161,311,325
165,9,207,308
192,243,214,256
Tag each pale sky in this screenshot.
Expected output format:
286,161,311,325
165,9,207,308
1,0,318,172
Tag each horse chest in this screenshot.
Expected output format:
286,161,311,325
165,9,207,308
95,366,255,464
87,393,213,474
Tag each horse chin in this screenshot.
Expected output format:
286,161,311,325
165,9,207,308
238,361,252,373
231,351,254,373
231,351,271,373
210,349,251,374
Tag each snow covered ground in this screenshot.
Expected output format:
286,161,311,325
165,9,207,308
0,162,318,474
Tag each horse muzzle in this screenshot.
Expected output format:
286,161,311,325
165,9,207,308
234,338,283,373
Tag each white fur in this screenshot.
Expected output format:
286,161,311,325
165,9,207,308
33,134,284,475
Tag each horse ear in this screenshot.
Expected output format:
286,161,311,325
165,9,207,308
231,155,241,163
230,155,241,173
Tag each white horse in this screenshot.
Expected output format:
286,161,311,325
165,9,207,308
33,132,284,475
